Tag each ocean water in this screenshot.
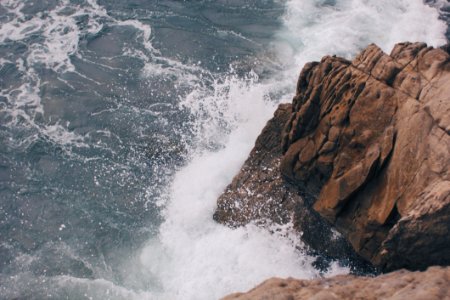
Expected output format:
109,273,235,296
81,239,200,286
0,0,448,299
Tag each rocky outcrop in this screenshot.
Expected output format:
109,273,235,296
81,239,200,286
214,42,450,272
222,266,450,300
280,42,450,270
214,104,367,268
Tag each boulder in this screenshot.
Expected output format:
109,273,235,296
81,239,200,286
222,266,450,300
280,42,450,270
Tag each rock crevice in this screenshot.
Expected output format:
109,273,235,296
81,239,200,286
215,42,450,272
279,42,450,270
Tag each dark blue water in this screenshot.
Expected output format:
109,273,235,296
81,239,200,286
0,0,448,299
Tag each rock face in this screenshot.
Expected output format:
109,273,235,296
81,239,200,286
214,42,450,272
214,104,295,227
214,104,365,266
222,266,450,300
280,42,450,270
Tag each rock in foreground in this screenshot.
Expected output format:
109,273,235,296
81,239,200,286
222,266,450,300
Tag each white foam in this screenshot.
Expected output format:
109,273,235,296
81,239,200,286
0,59,88,149
278,0,447,71
0,0,137,150
136,1,448,299
0,0,107,72
1,0,447,298
133,71,348,300
117,20,154,53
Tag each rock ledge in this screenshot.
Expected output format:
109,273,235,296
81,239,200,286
222,266,450,300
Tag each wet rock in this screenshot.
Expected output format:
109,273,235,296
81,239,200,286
214,104,295,227
214,104,368,269
221,266,450,300
280,42,450,271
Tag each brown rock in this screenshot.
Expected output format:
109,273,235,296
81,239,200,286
221,266,450,300
280,42,450,270
214,104,365,266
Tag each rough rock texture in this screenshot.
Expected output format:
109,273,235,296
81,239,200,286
214,104,295,226
280,42,450,270
213,104,365,266
222,266,450,300
214,42,450,272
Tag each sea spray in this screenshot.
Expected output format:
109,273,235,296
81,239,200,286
139,74,334,299
141,1,448,299
0,0,448,299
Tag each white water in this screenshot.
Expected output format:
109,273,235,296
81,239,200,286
0,0,193,151
0,0,447,299
0,0,106,150
136,1,447,299
139,76,329,299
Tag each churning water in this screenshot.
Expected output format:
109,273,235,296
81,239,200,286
0,0,448,299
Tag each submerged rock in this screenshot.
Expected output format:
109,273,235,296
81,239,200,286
221,266,450,300
281,42,450,271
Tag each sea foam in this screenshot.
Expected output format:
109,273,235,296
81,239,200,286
138,1,447,299
0,0,447,299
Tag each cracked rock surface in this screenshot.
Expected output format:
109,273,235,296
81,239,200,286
215,42,450,272
281,42,450,271
214,104,363,266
